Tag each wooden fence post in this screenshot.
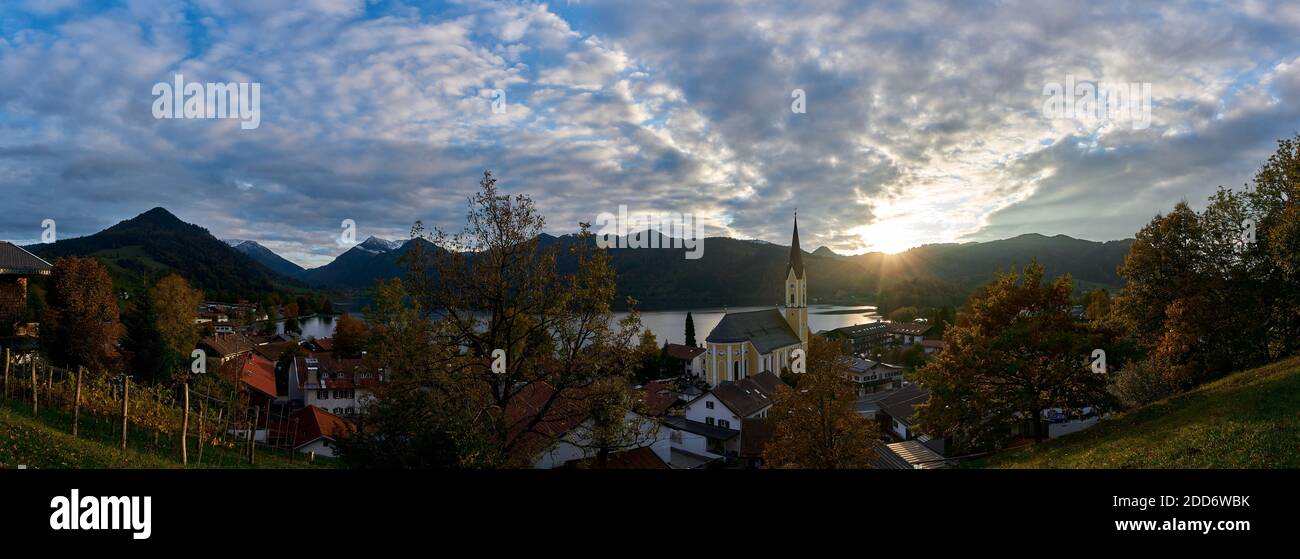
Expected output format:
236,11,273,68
3,348,10,399
72,367,84,437
31,358,38,415
181,382,190,466
120,376,130,450
248,406,258,466
197,400,208,465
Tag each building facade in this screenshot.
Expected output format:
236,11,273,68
701,218,810,387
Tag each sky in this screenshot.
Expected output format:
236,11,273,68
1,0,1298,267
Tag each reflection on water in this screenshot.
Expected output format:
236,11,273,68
277,315,337,339
280,305,880,347
615,305,880,346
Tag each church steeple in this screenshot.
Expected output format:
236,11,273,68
782,214,809,348
787,214,805,279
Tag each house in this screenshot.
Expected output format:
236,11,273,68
663,343,707,378
635,380,684,417
920,339,947,355
198,333,256,363
506,382,671,469
573,446,670,469
840,356,905,396
0,241,52,337
668,371,785,464
283,405,354,458
660,415,736,468
824,321,889,355
885,440,948,469
887,322,931,346
289,352,375,417
701,219,809,387
876,384,930,441
683,371,783,430
220,353,279,441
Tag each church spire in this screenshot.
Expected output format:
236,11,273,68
787,213,804,279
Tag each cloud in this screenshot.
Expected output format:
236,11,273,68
0,0,1297,266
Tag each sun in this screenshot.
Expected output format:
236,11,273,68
848,222,915,254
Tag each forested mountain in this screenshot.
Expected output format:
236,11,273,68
27,208,1132,311
28,208,302,301
229,240,306,279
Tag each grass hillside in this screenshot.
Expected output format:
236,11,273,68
978,356,1300,468
0,400,335,469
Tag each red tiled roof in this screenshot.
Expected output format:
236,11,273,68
636,381,680,417
222,353,278,397
600,446,669,469
887,322,932,336
200,333,256,358
504,382,590,461
664,343,706,361
290,405,354,448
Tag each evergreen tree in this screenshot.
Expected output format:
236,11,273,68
685,311,697,346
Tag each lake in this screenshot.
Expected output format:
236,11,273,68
279,305,881,347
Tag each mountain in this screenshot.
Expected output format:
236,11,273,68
299,237,436,289
28,207,303,300
231,240,306,279
298,229,1132,311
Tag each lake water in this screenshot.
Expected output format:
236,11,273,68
279,305,881,347
277,315,338,340
617,305,881,346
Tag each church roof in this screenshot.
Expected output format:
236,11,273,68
0,242,52,276
705,308,802,354
787,216,805,279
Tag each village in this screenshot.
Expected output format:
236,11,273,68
0,215,1103,470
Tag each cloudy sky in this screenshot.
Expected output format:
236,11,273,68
2,0,1298,267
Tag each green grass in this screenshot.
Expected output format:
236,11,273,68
0,399,337,469
975,356,1300,468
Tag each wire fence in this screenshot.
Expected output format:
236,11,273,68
1,347,311,468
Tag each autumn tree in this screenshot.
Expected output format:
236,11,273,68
914,261,1113,451
333,312,369,357
1082,288,1112,324
283,301,301,334
42,256,122,372
151,274,203,381
342,171,643,467
1115,137,1300,388
764,336,878,469
634,328,663,383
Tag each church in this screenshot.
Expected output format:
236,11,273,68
701,217,810,387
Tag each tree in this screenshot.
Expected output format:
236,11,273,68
914,261,1112,452
333,312,368,357
150,274,204,381
764,336,878,468
1082,288,1112,324
42,257,122,372
262,305,280,336
634,329,662,383
341,171,643,467
887,306,919,323
283,301,302,335
684,311,697,346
